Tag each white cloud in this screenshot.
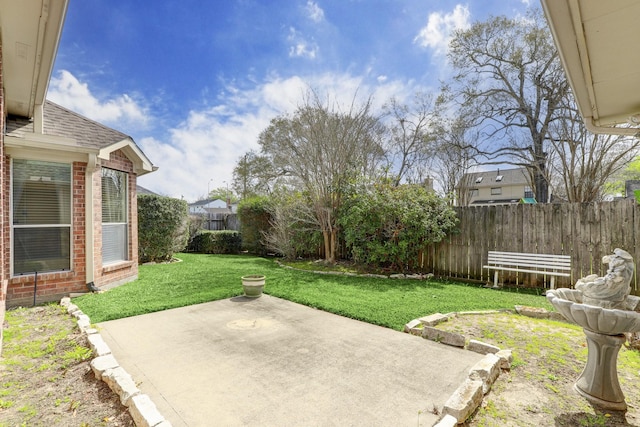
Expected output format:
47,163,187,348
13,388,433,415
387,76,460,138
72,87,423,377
137,72,423,201
287,27,318,59
305,1,325,23
49,70,422,202
414,4,471,55
47,70,150,128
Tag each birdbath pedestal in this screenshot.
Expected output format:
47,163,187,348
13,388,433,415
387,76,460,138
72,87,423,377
575,329,627,410
547,288,640,411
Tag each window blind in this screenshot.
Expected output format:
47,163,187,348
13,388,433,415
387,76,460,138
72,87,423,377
12,159,71,274
101,168,128,264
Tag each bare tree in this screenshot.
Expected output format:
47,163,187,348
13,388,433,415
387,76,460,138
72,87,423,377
382,93,435,186
258,91,385,262
262,191,320,259
429,108,480,205
446,8,570,202
547,105,640,202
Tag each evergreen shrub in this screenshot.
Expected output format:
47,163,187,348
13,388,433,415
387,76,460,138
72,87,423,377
138,194,189,262
237,196,272,255
188,230,242,254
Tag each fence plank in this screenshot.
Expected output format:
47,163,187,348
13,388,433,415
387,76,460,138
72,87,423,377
423,200,639,295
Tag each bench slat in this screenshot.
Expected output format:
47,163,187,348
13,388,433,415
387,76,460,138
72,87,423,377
488,250,570,260
482,265,571,277
488,253,570,262
486,260,572,271
484,250,572,289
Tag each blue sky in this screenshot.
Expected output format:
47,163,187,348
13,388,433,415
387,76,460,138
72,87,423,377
49,0,532,202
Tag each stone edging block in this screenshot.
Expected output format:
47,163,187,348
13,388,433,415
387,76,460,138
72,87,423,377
467,339,500,355
402,309,525,425
432,414,458,427
469,353,501,394
515,304,566,322
59,297,172,427
90,354,119,379
129,394,167,427
441,378,484,422
422,326,466,348
102,366,140,406
87,333,112,357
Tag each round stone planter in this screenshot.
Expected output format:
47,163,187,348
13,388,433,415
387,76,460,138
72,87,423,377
241,275,266,298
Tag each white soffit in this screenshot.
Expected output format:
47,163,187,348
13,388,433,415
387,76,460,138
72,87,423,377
0,0,68,117
541,0,640,135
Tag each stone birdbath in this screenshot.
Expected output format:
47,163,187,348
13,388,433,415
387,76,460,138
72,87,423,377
546,248,640,411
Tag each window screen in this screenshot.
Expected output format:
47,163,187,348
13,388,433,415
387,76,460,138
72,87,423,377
101,168,128,264
12,159,71,274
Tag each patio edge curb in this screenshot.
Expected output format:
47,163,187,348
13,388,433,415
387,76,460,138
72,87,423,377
60,297,173,427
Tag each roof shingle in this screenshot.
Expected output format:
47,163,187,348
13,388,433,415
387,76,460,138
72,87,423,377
6,100,131,150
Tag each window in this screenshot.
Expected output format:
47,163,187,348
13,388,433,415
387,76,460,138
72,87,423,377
496,175,503,182
12,159,71,274
469,189,479,197
475,176,483,183
102,168,128,264
491,187,502,195
524,186,534,198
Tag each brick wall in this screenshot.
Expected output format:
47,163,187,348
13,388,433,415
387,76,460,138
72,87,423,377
0,39,6,351
6,150,140,307
6,162,88,307
93,150,139,288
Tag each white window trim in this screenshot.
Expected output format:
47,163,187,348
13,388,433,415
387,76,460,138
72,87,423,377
10,158,73,276
101,168,129,265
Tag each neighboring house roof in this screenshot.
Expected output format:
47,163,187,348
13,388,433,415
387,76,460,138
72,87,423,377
541,1,640,136
471,198,522,206
189,198,227,207
461,168,530,188
137,185,159,196
5,101,157,176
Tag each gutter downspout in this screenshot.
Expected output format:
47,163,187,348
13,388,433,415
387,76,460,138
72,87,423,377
85,154,98,286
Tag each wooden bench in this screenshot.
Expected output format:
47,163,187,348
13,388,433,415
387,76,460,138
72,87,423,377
483,251,571,289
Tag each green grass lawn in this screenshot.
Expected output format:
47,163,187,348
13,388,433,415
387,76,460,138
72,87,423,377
74,253,553,330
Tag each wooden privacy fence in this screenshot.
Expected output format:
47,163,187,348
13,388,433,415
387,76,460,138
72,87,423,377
203,213,240,231
422,199,640,295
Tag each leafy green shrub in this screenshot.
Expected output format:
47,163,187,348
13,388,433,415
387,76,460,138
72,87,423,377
188,230,242,254
339,184,458,272
138,194,189,263
237,196,272,255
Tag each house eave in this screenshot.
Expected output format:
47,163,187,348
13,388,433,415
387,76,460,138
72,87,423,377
98,138,158,176
0,0,69,118
4,134,99,163
541,0,640,136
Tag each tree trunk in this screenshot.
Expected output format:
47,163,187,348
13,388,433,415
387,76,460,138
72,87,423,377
322,230,334,263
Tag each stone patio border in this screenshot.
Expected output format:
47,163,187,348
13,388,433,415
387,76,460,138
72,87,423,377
62,277,562,427
404,306,563,426
60,297,172,427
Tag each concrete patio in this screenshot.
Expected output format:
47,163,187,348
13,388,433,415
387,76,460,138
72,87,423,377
97,295,484,426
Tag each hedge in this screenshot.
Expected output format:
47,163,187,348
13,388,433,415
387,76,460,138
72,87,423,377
188,230,242,254
138,194,189,263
